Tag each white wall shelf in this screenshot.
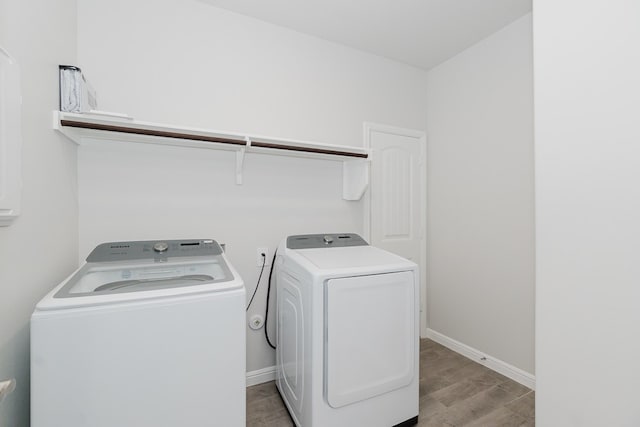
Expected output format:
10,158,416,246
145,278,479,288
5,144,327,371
53,111,369,200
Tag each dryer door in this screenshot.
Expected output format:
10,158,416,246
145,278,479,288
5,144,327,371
325,271,415,408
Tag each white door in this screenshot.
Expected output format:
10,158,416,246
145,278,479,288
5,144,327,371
364,123,427,336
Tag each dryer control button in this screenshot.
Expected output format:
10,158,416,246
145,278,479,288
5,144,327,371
153,242,169,253
323,235,334,244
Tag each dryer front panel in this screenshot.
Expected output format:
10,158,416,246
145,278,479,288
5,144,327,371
324,271,415,408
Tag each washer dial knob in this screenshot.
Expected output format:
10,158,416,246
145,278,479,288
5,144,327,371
153,242,169,253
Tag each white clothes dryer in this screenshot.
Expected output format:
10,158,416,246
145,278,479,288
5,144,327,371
275,233,419,427
31,239,245,427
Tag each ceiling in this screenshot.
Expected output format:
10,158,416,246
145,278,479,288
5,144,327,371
198,0,532,70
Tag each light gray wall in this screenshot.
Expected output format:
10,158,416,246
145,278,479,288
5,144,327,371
0,0,78,425
75,0,429,375
0,4,537,424
535,1,640,424
426,14,534,374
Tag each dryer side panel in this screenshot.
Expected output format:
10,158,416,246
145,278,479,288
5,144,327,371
325,271,415,408
277,271,305,414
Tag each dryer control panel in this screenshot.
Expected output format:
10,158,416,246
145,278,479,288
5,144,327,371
286,233,368,249
87,239,223,262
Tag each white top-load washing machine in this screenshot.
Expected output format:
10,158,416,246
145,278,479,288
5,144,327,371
275,233,419,427
31,239,245,427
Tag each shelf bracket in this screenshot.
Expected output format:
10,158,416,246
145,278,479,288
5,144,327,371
235,137,251,185
342,158,369,201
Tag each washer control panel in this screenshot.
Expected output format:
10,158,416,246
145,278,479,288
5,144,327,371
87,239,223,262
287,233,368,249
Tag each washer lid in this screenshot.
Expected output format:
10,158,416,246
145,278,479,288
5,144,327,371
54,257,232,299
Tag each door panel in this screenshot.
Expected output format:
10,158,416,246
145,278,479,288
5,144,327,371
370,131,422,262
381,147,413,239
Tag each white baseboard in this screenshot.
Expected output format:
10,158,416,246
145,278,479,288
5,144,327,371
246,365,276,387
425,328,536,390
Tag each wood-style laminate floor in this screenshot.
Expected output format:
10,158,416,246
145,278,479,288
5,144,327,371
246,338,535,427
